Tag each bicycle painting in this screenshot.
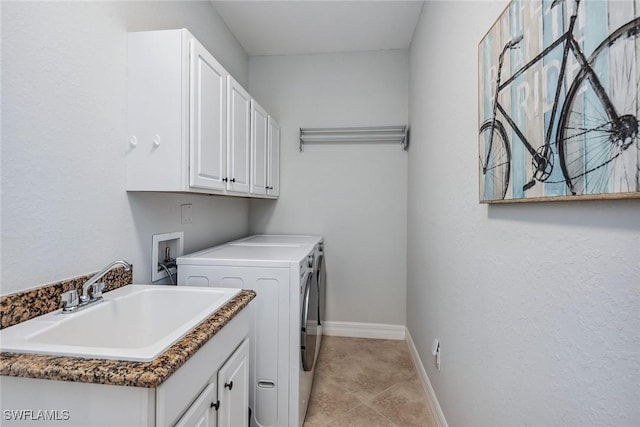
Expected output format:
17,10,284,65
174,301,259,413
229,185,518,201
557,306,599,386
478,0,640,202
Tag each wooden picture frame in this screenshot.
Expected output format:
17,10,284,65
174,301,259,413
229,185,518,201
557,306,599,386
478,0,640,203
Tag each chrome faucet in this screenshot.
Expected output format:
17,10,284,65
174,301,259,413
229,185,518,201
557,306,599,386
61,260,131,313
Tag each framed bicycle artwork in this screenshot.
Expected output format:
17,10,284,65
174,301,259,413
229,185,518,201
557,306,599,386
478,0,640,203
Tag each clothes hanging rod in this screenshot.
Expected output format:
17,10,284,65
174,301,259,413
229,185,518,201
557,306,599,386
299,126,408,152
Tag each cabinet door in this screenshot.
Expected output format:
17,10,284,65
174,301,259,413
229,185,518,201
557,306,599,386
175,382,218,427
218,338,250,427
267,117,280,198
189,38,228,191
227,76,251,194
250,100,268,196
126,30,186,192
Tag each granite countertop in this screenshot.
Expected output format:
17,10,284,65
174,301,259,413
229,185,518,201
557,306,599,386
0,289,256,388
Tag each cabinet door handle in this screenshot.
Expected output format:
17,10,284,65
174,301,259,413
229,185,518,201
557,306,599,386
224,381,233,390
211,400,220,411
230,178,236,183
222,177,228,182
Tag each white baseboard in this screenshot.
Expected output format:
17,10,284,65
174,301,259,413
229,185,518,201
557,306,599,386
405,327,448,427
322,321,406,340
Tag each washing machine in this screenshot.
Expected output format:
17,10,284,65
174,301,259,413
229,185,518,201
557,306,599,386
229,234,326,358
177,243,317,427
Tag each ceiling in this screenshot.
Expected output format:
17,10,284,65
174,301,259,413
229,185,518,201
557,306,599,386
211,1,424,56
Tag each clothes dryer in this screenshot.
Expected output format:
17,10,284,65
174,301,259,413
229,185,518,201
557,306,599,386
177,243,316,427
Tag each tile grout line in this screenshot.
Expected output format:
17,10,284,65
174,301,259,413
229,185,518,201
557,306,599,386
369,402,400,427
362,378,421,427
308,376,366,426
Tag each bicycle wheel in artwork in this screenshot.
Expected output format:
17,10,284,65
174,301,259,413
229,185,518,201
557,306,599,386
478,0,640,203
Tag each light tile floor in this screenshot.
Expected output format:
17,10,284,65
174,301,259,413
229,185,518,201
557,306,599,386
303,336,436,427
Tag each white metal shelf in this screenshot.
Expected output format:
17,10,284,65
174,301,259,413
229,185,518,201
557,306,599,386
299,126,408,152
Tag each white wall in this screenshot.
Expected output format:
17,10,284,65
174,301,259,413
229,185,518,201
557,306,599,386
248,51,408,325
408,2,640,426
1,1,250,295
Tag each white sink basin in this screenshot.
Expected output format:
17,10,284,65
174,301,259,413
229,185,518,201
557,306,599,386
0,285,240,362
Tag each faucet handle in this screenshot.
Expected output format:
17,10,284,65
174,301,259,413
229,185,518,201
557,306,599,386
91,282,105,300
61,290,79,311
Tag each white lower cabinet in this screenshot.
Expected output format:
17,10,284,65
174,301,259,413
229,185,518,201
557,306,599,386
157,312,250,427
176,338,249,427
216,338,250,426
0,309,250,427
175,383,218,427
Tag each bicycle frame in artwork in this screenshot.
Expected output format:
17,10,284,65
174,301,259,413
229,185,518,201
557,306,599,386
478,0,640,202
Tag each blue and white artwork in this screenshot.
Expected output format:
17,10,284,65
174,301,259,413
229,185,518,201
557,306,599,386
478,0,640,202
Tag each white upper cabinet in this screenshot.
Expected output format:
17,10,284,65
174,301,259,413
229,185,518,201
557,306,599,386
126,29,279,199
190,38,228,191
226,76,251,194
267,117,280,198
250,100,269,196
126,29,229,194
127,30,189,192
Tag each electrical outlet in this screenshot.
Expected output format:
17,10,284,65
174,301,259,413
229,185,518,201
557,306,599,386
432,338,441,371
181,204,193,224
152,232,184,282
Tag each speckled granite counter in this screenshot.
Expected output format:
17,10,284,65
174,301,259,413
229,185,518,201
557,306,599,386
1,266,133,329
0,288,256,388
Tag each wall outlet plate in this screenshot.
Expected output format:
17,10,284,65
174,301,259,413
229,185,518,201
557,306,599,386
152,231,184,282
432,338,441,371
181,204,193,224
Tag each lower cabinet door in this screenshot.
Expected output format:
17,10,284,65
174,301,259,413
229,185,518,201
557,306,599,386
217,338,250,427
175,382,218,427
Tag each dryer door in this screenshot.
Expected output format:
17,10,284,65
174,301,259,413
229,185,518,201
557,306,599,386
300,272,318,371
